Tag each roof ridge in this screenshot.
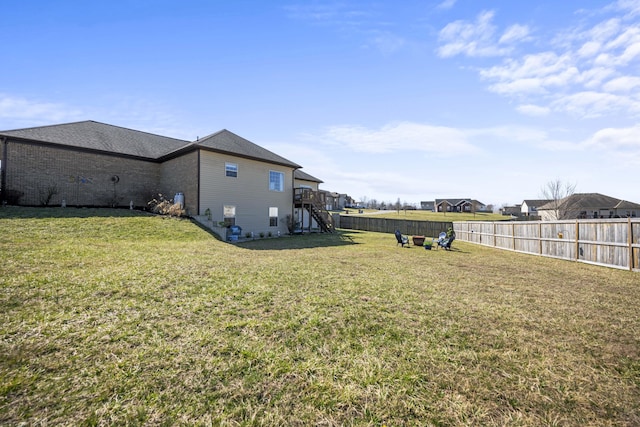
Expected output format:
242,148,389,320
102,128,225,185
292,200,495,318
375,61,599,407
196,128,228,142
85,120,190,143
1,119,190,144
0,119,92,133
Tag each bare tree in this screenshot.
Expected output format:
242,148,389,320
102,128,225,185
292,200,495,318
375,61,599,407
540,179,577,220
470,200,481,217
441,200,450,216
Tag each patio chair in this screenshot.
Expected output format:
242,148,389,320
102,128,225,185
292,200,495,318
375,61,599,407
437,231,455,250
395,229,409,247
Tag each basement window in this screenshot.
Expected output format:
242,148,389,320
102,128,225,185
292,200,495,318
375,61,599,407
223,205,236,226
269,207,278,227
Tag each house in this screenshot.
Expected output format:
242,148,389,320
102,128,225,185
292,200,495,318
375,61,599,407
434,198,487,213
521,199,551,217
537,193,640,221
0,120,332,236
320,191,341,211
500,204,522,216
420,201,435,211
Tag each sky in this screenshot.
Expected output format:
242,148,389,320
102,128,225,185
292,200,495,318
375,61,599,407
2,0,640,208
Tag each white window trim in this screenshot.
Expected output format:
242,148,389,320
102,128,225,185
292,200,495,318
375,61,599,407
269,170,284,192
225,162,238,177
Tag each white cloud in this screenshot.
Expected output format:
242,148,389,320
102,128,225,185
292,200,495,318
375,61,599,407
603,75,640,91
317,121,478,155
488,78,547,96
551,91,640,117
459,4,640,120
577,66,616,89
0,94,83,126
480,52,572,82
437,0,457,11
437,11,515,57
499,24,532,44
577,41,602,57
584,124,640,149
517,104,551,116
616,0,640,18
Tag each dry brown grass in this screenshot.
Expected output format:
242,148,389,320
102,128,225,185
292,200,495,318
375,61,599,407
1,208,639,426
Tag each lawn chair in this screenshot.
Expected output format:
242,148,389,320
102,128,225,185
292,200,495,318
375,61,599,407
395,229,409,247
437,231,455,250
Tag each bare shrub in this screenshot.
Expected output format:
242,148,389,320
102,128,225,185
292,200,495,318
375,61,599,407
147,194,186,217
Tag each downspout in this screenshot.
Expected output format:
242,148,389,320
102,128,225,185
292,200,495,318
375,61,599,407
0,137,7,205
292,167,299,234
196,149,201,215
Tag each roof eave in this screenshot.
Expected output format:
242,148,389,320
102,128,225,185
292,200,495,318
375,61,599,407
198,145,301,169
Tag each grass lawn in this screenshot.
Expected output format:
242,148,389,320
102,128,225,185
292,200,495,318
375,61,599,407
1,207,639,426
345,209,508,222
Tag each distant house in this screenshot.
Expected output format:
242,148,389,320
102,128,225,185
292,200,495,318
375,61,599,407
420,201,435,211
537,193,640,221
521,199,551,217
319,191,340,211
0,120,333,236
500,204,522,216
435,198,487,213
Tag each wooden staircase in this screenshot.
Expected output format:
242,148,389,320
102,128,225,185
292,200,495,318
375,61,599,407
294,188,334,233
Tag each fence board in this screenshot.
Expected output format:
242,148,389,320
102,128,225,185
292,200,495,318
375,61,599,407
338,215,452,240
454,218,640,272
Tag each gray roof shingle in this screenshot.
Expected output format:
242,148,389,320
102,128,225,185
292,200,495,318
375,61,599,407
0,121,302,168
294,169,323,183
0,120,188,159
196,129,301,168
538,193,640,210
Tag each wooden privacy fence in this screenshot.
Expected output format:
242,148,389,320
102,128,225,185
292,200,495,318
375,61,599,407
454,218,640,272
337,215,452,238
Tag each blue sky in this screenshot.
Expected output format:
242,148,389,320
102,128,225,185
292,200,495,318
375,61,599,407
2,0,640,207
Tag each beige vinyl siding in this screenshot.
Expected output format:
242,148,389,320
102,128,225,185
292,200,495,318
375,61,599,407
294,178,319,191
199,150,294,236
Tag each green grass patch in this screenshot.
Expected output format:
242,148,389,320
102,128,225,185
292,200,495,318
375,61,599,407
348,209,508,222
1,207,639,425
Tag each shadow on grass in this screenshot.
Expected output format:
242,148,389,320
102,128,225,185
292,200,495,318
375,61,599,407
236,230,360,250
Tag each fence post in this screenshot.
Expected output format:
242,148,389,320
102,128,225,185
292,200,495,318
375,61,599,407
575,220,579,261
629,217,633,271
538,222,542,255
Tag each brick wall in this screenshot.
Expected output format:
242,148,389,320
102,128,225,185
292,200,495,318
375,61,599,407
4,140,161,207
159,151,199,214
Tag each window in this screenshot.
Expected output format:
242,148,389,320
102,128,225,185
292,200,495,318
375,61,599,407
269,207,278,227
223,205,236,226
269,170,284,192
225,163,238,177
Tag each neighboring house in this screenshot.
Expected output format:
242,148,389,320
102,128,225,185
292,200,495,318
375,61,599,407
500,205,522,216
537,193,640,221
339,194,355,209
0,120,332,236
320,191,340,211
521,199,551,217
435,198,487,213
420,201,435,211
